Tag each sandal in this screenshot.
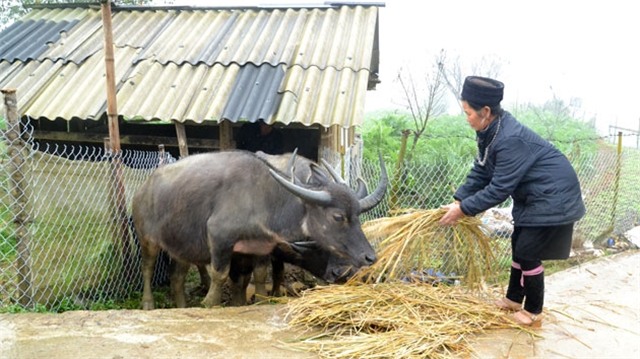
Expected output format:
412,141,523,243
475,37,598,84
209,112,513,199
512,309,543,328
494,297,522,312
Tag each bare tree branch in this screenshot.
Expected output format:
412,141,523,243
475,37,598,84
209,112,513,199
396,51,449,161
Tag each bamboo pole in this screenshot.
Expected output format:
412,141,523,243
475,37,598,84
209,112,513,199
101,1,133,290
2,89,34,307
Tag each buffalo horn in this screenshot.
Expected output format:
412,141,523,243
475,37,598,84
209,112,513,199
290,240,318,254
269,169,332,205
320,159,347,185
284,148,299,180
355,177,368,199
359,153,388,213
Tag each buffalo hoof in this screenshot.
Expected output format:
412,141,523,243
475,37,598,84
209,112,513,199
228,299,247,307
201,297,220,308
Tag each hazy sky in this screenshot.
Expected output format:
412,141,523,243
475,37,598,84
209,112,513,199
171,0,640,134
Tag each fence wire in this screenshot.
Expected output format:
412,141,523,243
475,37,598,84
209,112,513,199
1,123,639,311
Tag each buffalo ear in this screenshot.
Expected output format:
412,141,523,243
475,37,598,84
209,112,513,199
307,163,330,186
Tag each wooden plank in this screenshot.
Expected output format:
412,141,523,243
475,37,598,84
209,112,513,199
33,131,222,149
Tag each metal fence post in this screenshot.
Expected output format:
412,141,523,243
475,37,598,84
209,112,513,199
2,89,34,307
611,131,623,236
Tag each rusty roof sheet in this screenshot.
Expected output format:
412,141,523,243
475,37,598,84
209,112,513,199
0,4,380,128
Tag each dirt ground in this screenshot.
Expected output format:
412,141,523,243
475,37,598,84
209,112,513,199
1,250,639,359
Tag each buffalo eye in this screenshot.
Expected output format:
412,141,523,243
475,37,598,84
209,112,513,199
333,213,345,222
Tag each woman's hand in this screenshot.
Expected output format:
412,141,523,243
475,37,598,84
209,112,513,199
439,201,464,226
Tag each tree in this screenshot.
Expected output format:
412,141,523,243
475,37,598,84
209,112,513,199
437,51,504,114
396,49,449,162
511,101,598,158
0,0,25,29
393,50,506,164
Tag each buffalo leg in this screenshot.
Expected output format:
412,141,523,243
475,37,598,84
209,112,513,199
202,263,230,307
170,260,190,308
140,238,160,310
253,256,270,299
197,265,210,290
270,258,285,297
228,254,254,306
228,273,251,306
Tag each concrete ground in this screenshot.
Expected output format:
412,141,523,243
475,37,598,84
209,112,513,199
1,250,639,359
471,249,640,358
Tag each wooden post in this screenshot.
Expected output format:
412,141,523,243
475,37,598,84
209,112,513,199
219,120,233,150
101,1,132,290
158,144,166,166
2,88,34,307
174,122,189,158
101,0,121,152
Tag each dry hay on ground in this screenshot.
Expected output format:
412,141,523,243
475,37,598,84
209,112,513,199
284,283,518,359
282,208,516,358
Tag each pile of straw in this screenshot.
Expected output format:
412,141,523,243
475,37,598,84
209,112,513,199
284,283,516,358
281,208,512,358
356,208,497,288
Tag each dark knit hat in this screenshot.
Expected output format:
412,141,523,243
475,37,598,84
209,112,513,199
461,76,504,106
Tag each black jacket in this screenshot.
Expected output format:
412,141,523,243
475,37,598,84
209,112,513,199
454,112,586,226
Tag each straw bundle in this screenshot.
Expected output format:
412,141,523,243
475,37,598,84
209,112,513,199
284,283,516,358
356,208,497,288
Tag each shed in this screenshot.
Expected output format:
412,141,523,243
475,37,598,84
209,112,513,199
0,2,381,164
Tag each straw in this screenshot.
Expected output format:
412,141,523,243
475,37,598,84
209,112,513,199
355,208,498,288
283,283,517,358
279,208,515,358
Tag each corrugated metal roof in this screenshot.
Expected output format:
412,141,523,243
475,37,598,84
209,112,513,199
0,4,380,128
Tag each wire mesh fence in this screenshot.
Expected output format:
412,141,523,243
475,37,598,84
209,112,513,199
0,122,177,310
1,120,639,312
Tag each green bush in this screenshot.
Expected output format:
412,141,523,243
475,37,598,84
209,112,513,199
362,106,599,164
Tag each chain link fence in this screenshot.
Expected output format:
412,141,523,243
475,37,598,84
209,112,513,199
1,119,639,311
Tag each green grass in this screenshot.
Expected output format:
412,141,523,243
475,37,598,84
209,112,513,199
0,149,151,311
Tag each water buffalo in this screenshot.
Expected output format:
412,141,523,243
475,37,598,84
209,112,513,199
132,150,387,309
195,151,375,305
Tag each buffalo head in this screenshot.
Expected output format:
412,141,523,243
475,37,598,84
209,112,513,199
268,153,388,278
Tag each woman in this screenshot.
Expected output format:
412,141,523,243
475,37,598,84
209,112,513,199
439,76,586,327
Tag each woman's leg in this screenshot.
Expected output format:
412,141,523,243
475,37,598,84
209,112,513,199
520,259,544,315
499,228,525,308
505,261,525,304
